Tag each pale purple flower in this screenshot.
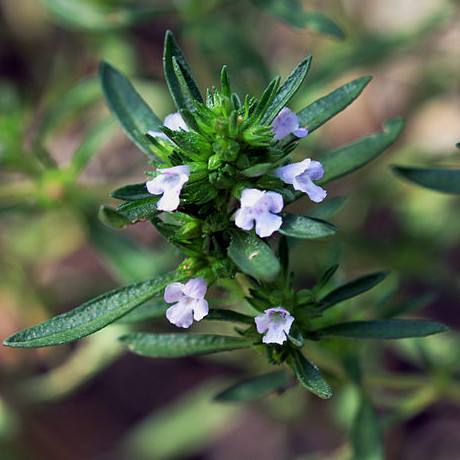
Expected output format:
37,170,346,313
272,107,308,140
275,159,327,203
255,307,294,345
146,165,190,211
235,188,284,238
147,112,189,141
164,277,209,328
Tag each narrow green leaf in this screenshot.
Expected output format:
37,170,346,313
215,371,288,402
241,163,273,177
291,350,332,399
3,272,184,348
302,11,345,40
246,77,280,126
297,77,372,133
100,61,163,160
111,182,151,201
392,166,460,194
120,333,251,358
279,213,338,239
318,118,404,185
98,205,132,228
116,299,168,324
163,31,203,112
308,196,348,220
262,56,312,125
205,309,254,325
316,264,339,290
351,398,384,460
316,319,450,339
228,230,280,280
319,272,388,310
115,198,160,222
380,292,436,319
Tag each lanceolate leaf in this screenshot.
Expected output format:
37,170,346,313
318,118,404,185
3,272,185,348
316,319,450,339
99,205,132,228
111,183,151,201
120,333,251,357
100,61,163,161
279,213,338,239
205,309,254,325
318,272,388,310
296,76,371,133
262,56,312,125
291,350,332,399
392,166,460,194
302,11,345,40
228,231,280,280
215,371,288,402
164,31,203,112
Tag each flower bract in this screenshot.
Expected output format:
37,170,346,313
272,107,308,140
255,307,295,344
275,159,327,203
235,188,284,238
146,165,190,211
147,112,189,140
164,277,209,328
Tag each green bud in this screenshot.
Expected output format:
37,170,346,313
208,154,223,170
212,258,236,279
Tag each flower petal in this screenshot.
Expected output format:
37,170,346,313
158,165,190,177
254,212,282,238
163,112,188,132
164,282,184,303
183,277,207,299
275,159,311,184
264,191,284,213
193,298,209,321
166,302,194,328
240,188,265,207
147,130,169,140
293,174,327,203
272,107,299,140
156,189,181,211
306,160,324,181
262,326,287,344
255,313,271,333
293,127,308,138
235,208,255,231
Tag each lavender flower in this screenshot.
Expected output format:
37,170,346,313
164,277,209,328
235,188,284,238
275,159,327,203
255,307,294,344
146,165,190,211
147,112,189,141
272,107,308,140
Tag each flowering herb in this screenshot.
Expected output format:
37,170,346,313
4,31,448,406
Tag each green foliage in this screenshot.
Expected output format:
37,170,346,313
279,213,338,239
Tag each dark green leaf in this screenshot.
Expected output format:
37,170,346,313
392,166,460,194
296,77,371,133
99,61,163,161
291,350,332,399
351,398,384,460
228,230,280,280
302,11,345,40
205,309,254,324
3,272,184,348
111,183,151,201
316,264,339,290
116,299,168,324
215,371,288,402
319,272,388,310
380,292,436,319
98,205,132,229
308,196,348,220
318,118,404,185
262,57,312,125
316,319,450,339
115,198,160,222
163,31,203,112
120,333,251,357
279,213,338,239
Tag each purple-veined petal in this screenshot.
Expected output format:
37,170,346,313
193,298,209,321
262,325,287,344
255,307,294,345
264,191,284,213
235,208,255,231
166,302,194,328
164,282,184,303
183,277,207,300
240,188,265,207
158,165,190,177
306,160,324,181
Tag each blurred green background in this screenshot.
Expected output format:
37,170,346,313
0,0,459,459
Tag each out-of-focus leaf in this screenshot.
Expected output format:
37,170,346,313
99,61,163,161
318,118,404,185
392,166,460,194
215,371,288,402
318,272,389,310
205,309,254,324
316,320,450,339
250,0,344,39
291,350,332,399
3,272,183,348
308,197,348,220
315,264,339,291
120,333,251,357
351,397,384,460
262,57,312,124
164,31,203,112
279,213,338,239
98,205,132,228
380,292,436,319
228,230,280,280
297,77,371,134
